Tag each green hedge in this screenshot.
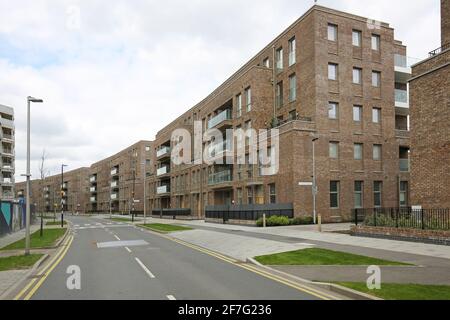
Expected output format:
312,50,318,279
256,215,314,227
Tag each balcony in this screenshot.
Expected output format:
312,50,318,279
1,177,13,185
111,181,119,189
110,193,118,200
89,176,97,183
1,148,13,156
208,109,232,129
157,166,170,177
0,118,14,129
2,192,13,199
209,140,232,159
395,89,409,108
90,186,97,193
157,185,170,195
394,54,412,83
111,167,119,176
1,164,13,171
208,169,233,186
395,129,410,139
156,146,171,159
2,133,13,142
90,197,97,203
399,159,410,172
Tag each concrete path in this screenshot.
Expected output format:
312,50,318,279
0,270,29,297
0,225,40,249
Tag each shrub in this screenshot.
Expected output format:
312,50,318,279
290,216,314,225
256,215,291,227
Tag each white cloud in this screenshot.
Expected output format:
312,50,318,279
0,0,441,182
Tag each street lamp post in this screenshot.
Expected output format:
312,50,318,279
312,137,319,225
25,96,43,256
61,164,68,228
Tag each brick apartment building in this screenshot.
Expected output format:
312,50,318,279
0,104,15,201
16,141,154,214
148,5,412,222
88,140,153,214
410,0,450,208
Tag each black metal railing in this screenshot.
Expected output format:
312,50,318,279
152,208,191,217
429,42,450,57
353,208,450,231
206,204,294,222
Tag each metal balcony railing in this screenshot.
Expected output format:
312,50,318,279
429,43,450,57
157,166,170,176
111,168,118,176
208,109,232,129
157,146,171,158
89,176,97,183
157,185,170,194
395,89,408,104
208,169,233,185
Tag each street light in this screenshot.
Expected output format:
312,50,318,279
61,164,68,228
312,136,319,225
25,96,43,256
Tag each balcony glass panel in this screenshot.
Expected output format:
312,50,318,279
208,169,232,185
208,109,232,129
395,89,408,103
157,146,171,158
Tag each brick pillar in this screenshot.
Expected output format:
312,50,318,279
442,0,450,46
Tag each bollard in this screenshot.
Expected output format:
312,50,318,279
318,214,322,232
263,214,267,228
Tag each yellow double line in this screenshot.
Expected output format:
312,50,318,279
14,235,74,300
139,226,339,300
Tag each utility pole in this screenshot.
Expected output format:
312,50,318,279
312,137,319,225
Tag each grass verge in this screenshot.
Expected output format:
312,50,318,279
254,248,411,266
45,221,67,226
0,254,44,272
1,228,67,251
140,223,193,233
336,282,450,300
110,217,133,222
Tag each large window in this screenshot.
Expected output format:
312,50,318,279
353,105,362,122
354,143,363,160
353,67,362,84
276,47,283,70
245,87,252,112
329,142,339,159
328,102,338,119
373,144,382,161
372,71,381,87
236,94,242,118
328,63,338,80
374,181,382,208
328,24,338,41
352,30,362,47
354,181,363,208
289,74,297,102
288,37,296,66
371,34,380,51
269,184,276,204
330,181,340,208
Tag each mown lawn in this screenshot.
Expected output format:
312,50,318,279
45,221,67,226
0,229,67,251
0,254,44,271
254,248,411,266
110,217,133,222
337,282,450,300
140,223,193,233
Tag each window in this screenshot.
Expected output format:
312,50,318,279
372,71,381,87
237,188,243,205
328,24,337,41
276,47,283,70
330,181,340,208
145,146,151,151
263,58,270,68
400,181,408,207
328,63,338,80
372,108,381,123
269,184,276,204
353,68,362,84
354,143,363,160
288,37,296,66
371,34,380,51
374,181,382,208
328,102,338,119
276,82,283,108
245,87,252,112
289,74,297,102
329,142,339,159
354,181,363,208
353,105,362,122
288,110,297,120
236,94,242,118
373,144,382,161
247,187,253,205
352,30,362,47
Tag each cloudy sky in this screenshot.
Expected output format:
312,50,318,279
0,0,441,182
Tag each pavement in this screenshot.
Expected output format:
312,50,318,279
0,224,40,249
105,215,450,286
10,215,343,300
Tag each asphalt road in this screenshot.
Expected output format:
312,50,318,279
30,215,323,300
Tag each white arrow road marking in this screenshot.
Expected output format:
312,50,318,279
135,258,155,279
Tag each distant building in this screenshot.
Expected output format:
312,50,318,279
0,104,15,201
410,0,450,208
